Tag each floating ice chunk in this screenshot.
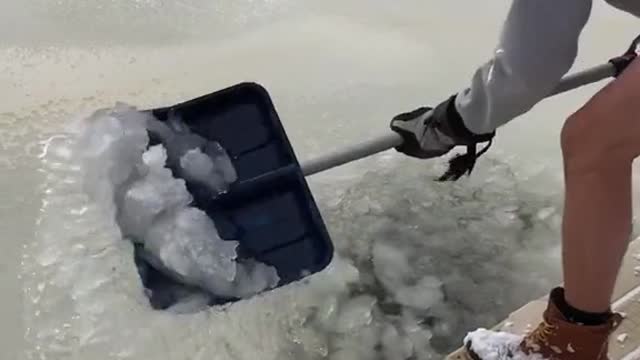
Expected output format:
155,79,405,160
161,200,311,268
141,144,167,169
372,242,411,288
118,145,193,240
145,117,175,143
76,105,150,209
290,327,329,358
179,148,228,193
231,260,280,298
330,323,379,360
372,242,443,310
315,296,339,329
401,310,434,358
170,134,207,163
381,324,413,360
180,148,214,180
394,276,444,311
204,141,237,184
144,207,239,292
166,292,212,315
312,256,360,295
148,114,237,196
330,346,362,360
145,117,206,163
167,112,188,133
334,295,377,333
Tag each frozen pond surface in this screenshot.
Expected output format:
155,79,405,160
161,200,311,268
1,1,639,359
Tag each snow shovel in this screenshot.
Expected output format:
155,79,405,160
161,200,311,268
139,34,639,308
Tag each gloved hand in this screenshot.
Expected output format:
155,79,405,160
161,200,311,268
390,95,495,181
609,33,640,77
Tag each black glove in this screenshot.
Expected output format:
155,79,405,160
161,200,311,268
390,95,495,181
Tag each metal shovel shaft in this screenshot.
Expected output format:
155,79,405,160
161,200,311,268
300,62,616,177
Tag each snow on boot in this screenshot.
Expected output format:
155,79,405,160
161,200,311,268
462,287,623,360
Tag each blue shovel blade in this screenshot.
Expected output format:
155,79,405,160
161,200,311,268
136,82,334,308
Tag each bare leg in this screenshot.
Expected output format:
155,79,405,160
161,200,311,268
561,57,640,313
463,58,640,360
562,153,632,312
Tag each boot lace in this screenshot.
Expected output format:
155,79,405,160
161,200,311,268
528,320,558,345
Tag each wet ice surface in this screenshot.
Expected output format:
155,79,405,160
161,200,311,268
22,119,565,359
304,156,564,356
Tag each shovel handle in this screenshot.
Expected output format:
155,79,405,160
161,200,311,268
301,132,403,176
300,62,616,177
548,62,615,95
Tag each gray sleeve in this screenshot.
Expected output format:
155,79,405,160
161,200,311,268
454,0,593,135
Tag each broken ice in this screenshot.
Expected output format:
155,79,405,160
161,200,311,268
76,104,279,301
119,145,193,241
144,207,239,286
334,295,377,333
180,147,235,194
146,113,237,196
372,242,444,311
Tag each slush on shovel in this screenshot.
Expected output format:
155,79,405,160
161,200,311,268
119,34,638,310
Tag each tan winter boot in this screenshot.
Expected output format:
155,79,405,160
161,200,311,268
463,287,623,360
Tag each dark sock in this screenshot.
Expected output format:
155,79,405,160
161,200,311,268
555,290,610,326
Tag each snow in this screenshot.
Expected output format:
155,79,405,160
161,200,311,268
464,329,547,360
619,333,630,344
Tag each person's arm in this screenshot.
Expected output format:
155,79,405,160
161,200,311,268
390,0,597,180
455,0,593,135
